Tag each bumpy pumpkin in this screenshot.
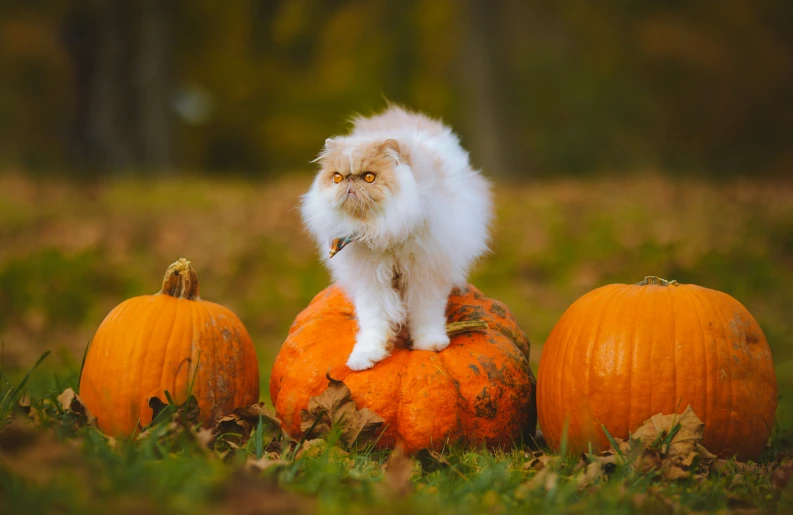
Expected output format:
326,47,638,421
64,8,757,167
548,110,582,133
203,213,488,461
537,276,777,461
80,258,259,436
270,284,537,453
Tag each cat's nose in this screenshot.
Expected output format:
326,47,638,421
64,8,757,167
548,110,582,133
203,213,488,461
347,187,356,197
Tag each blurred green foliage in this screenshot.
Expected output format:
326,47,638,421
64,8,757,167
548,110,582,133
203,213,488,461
0,1,791,175
0,249,135,332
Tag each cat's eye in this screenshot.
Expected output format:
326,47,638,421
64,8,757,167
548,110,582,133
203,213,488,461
363,172,376,183
332,172,343,183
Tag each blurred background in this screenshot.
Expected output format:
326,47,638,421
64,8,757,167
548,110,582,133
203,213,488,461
1,1,792,428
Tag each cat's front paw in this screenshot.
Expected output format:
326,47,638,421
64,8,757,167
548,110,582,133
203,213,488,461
346,340,390,371
412,331,451,352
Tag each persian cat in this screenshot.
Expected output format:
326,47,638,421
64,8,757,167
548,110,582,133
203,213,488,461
301,106,492,370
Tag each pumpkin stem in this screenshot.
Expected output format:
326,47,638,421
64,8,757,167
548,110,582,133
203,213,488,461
446,320,489,336
158,258,201,300
638,276,679,287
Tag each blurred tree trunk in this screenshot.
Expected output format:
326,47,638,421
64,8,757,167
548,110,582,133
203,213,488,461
459,0,515,177
89,0,134,172
138,0,172,170
63,0,172,173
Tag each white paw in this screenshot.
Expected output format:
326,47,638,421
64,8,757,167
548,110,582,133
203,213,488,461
412,331,451,352
346,341,390,371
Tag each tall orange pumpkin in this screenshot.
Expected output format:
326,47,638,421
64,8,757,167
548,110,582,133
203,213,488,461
270,284,537,454
537,276,777,462
80,258,260,436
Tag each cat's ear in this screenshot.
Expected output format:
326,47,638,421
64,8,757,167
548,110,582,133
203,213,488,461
379,139,410,165
324,138,338,150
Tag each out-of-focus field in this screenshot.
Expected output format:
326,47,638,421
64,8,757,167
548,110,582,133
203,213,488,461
1,171,792,428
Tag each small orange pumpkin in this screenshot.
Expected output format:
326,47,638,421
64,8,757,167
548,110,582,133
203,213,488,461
537,276,777,461
80,258,260,436
270,284,537,454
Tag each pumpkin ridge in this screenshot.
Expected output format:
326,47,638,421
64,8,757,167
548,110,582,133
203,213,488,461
135,297,169,429
155,297,180,417
205,300,221,411
121,299,157,431
709,289,739,456
582,286,625,447
599,285,634,438
566,288,613,442
88,298,135,399
683,285,711,437
692,285,728,453
436,347,466,445
666,282,678,423
549,293,585,444
626,283,647,433
648,285,667,415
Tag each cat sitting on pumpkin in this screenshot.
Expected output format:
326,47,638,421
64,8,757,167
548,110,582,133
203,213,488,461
301,106,492,370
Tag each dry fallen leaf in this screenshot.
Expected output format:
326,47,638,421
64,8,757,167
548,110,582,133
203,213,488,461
145,394,200,428
631,405,706,461
522,452,556,471
231,403,282,428
577,461,604,489
299,373,385,449
57,388,96,426
600,405,718,481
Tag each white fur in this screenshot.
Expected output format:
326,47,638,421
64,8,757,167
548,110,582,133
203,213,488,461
301,106,492,370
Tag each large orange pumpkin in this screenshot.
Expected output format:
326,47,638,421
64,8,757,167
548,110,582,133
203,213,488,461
80,258,260,436
537,276,777,461
270,284,537,453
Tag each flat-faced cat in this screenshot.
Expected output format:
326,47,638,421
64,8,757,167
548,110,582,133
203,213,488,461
301,106,492,370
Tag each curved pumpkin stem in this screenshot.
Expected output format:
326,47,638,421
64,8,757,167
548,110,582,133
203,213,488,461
446,320,488,336
159,258,201,300
638,276,679,287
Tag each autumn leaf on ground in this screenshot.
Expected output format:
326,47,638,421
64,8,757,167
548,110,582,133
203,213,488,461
230,403,282,428
57,388,96,426
145,393,200,429
599,405,717,480
215,402,284,449
136,394,203,450
299,373,385,449
522,451,557,471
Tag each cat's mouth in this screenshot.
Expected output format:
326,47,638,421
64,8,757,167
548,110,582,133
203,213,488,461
340,190,375,220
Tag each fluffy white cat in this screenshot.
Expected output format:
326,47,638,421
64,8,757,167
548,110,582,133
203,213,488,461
300,106,492,370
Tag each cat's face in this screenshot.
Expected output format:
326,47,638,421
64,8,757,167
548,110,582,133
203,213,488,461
316,138,404,221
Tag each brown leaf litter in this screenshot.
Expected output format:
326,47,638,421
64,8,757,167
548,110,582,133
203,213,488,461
57,387,96,426
515,405,735,498
299,372,385,449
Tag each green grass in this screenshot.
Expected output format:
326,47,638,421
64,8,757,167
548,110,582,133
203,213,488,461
1,172,793,513
1,361,791,514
